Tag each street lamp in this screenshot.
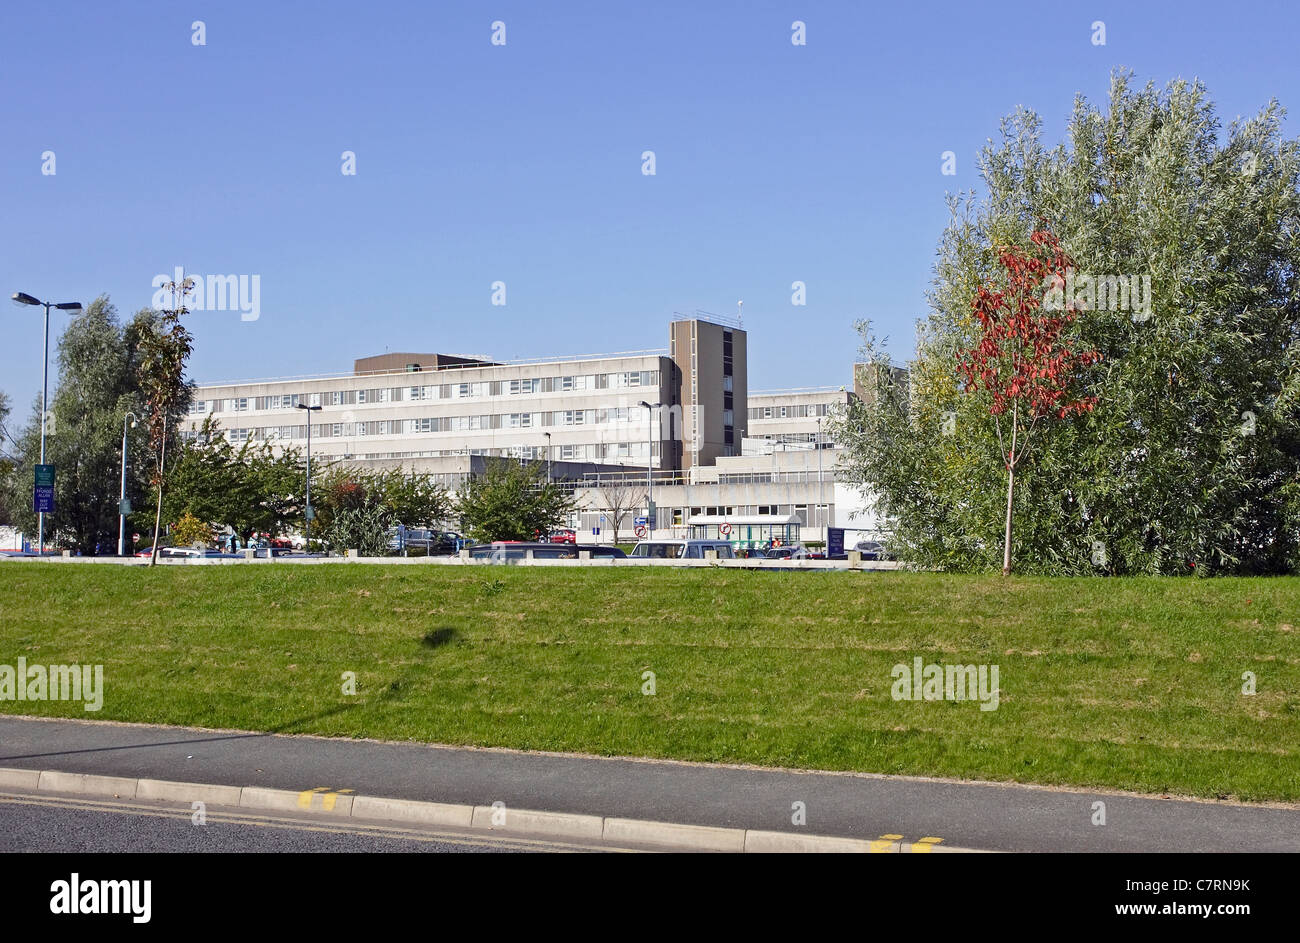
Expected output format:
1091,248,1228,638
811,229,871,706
816,414,824,536
295,402,322,548
543,432,552,482
12,292,83,554
638,400,661,535
118,411,141,556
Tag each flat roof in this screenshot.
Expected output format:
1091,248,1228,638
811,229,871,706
195,348,670,388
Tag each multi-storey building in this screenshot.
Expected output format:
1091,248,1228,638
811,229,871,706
190,317,744,482
746,387,855,450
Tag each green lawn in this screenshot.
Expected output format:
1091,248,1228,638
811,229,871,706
1,564,1297,801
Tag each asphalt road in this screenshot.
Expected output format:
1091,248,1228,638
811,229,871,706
1,715,1296,852
0,789,633,853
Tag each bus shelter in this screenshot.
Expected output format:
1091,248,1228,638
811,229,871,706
687,515,801,552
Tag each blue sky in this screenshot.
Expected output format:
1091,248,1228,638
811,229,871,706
2,0,1297,407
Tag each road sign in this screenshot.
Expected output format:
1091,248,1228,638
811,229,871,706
33,464,55,513
634,517,647,526
719,522,732,536
304,505,316,521
118,498,132,516
827,527,845,558
599,515,607,523
634,525,647,538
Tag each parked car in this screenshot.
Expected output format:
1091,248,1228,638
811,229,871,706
252,546,296,558
765,543,812,560
136,547,239,560
854,540,888,561
469,542,625,563
628,540,736,560
545,529,577,544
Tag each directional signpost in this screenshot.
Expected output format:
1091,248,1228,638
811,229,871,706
33,464,55,513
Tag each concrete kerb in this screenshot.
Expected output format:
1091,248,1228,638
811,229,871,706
0,766,985,852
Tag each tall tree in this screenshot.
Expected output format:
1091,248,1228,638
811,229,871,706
836,72,1300,574
0,298,152,552
137,277,194,565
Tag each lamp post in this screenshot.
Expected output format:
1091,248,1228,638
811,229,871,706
295,402,322,548
12,292,83,554
118,411,141,556
638,400,661,534
543,432,551,482
816,414,824,536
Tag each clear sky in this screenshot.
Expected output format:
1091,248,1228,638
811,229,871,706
2,0,1297,407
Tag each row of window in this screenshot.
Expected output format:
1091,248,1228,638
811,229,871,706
213,427,656,462
197,408,670,440
748,403,833,420
195,371,662,415
575,504,831,528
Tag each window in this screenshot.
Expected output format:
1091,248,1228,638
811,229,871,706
723,375,733,392
228,397,248,412
189,400,208,414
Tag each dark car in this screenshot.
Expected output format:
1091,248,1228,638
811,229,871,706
854,540,888,561
469,542,625,563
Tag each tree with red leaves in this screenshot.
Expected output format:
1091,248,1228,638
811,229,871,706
957,229,1102,574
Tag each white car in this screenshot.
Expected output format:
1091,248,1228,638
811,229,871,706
628,540,735,560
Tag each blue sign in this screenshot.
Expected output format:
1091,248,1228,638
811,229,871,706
827,527,845,558
634,517,647,526
33,465,55,513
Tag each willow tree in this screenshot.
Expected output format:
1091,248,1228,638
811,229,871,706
836,72,1300,575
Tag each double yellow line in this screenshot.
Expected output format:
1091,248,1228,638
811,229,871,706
297,786,354,811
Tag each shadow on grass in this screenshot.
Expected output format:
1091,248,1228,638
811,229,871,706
422,627,458,648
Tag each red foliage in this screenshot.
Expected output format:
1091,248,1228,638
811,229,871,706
957,229,1101,426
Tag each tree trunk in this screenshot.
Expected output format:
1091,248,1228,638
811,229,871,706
149,415,167,567
1002,466,1015,575
1002,402,1018,576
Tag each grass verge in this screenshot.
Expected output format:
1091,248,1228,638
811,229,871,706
1,564,1297,801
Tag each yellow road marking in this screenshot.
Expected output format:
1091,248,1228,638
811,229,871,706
298,786,329,809
911,836,944,853
870,833,903,853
